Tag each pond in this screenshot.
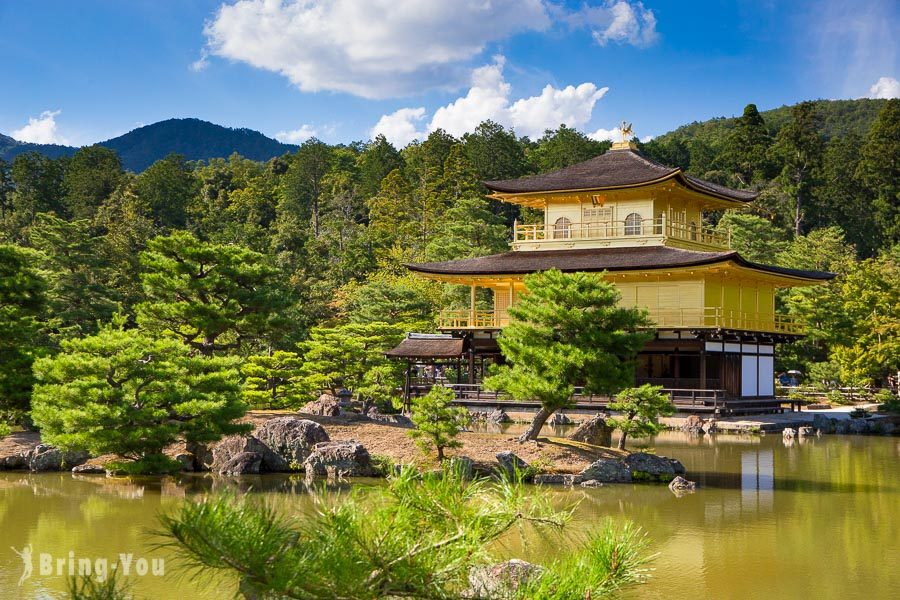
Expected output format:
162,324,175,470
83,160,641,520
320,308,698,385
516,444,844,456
1,431,898,599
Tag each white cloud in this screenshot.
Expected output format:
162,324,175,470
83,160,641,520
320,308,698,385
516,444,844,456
868,76,900,99
12,110,68,145
202,0,550,99
562,1,658,48
587,126,623,142
370,107,427,147
509,82,609,138
377,56,608,142
190,49,210,72
275,124,318,143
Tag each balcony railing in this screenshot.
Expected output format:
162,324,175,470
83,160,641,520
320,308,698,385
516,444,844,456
438,306,802,334
513,217,729,250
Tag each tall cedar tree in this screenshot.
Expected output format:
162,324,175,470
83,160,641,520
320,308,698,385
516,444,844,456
485,269,653,441
0,245,47,423
31,322,248,470
137,232,288,356
134,153,197,230
62,145,124,221
720,103,773,186
772,101,825,235
857,99,900,245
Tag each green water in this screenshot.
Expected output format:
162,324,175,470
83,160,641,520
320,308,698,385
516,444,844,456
1,432,898,599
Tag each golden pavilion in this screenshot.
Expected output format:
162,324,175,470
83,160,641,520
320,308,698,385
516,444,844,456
387,137,834,414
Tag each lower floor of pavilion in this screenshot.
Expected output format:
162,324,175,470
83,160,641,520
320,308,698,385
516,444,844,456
386,328,800,415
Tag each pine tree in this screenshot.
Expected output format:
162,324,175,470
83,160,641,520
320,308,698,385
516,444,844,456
857,99,900,245
242,351,307,410
720,103,773,186
606,385,674,450
484,269,653,441
772,102,825,235
408,386,468,461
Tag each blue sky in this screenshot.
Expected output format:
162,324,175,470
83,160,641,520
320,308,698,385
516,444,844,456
1,0,898,148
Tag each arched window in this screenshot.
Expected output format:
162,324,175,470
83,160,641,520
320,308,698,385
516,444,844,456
689,221,698,241
553,217,572,239
624,212,642,236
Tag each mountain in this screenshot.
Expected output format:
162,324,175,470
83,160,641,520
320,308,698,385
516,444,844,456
0,118,299,172
652,98,888,149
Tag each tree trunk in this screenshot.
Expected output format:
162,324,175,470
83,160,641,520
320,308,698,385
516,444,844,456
518,406,554,442
617,431,628,450
436,446,445,462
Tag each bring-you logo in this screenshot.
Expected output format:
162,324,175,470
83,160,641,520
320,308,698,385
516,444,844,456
10,544,164,585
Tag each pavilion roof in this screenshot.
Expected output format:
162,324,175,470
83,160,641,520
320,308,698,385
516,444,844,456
406,246,834,281
385,335,464,358
484,148,757,202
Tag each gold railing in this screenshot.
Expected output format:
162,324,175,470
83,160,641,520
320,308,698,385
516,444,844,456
513,217,729,249
439,306,802,334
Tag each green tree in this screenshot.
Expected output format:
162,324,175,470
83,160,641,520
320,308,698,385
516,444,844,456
134,153,198,229
528,125,608,173
6,152,67,238
30,213,119,338
0,245,47,423
62,145,123,220
484,270,653,441
857,99,900,245
341,274,438,329
137,232,288,356
408,386,468,462
425,195,509,262
715,211,788,263
242,351,307,409
772,101,825,235
31,322,248,472
157,468,651,599
720,103,773,186
605,385,674,450
357,134,403,198
283,138,333,238
299,322,406,404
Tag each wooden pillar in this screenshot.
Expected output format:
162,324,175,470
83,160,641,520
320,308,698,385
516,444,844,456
700,345,707,389
470,284,476,326
403,358,411,411
456,356,462,384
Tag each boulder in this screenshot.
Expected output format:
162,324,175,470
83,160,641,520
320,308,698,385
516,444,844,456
670,458,687,475
783,428,796,440
579,458,632,483
495,451,530,480
623,452,678,482
467,559,543,599
72,464,106,474
210,435,277,473
2,453,27,470
702,419,718,434
533,473,578,486
668,476,698,495
25,444,89,472
303,440,375,477
872,421,895,435
834,419,851,434
446,456,474,480
549,412,571,425
797,426,816,437
813,414,836,434
848,419,869,435
174,452,195,472
568,413,613,447
255,418,330,471
365,407,414,427
186,441,214,471
299,394,342,417
681,415,705,435
486,408,511,424
218,452,262,476
580,479,604,488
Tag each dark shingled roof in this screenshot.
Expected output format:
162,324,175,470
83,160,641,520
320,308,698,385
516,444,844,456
406,246,834,281
385,336,464,358
484,148,757,201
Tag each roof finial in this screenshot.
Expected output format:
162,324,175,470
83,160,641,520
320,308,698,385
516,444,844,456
611,120,637,150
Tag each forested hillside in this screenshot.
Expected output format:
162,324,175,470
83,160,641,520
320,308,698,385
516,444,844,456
0,99,897,430
0,118,298,172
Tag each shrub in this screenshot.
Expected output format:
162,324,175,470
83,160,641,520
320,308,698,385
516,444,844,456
0,423,10,438
606,385,675,450
825,389,852,405
408,386,468,462
875,389,900,413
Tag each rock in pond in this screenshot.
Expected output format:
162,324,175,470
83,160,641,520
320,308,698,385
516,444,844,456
797,426,816,437
579,458,632,483
255,417,330,471
467,559,543,599
783,428,797,440
486,408,511,424
702,418,718,434
668,476,698,495
568,413,612,447
219,452,262,476
681,415,705,435
211,435,276,473
495,451,530,480
812,414,836,434
26,444,89,472
303,440,375,477
533,473,579,486
848,419,870,434
549,412,571,425
580,479,604,488
72,464,106,474
623,452,679,482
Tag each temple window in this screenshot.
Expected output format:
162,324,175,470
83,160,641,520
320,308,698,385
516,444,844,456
690,221,698,241
624,212,642,235
553,217,572,239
